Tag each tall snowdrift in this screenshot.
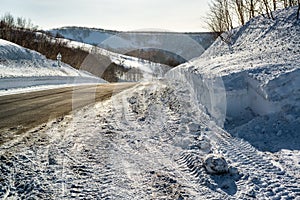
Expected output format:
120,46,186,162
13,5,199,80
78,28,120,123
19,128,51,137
166,7,300,132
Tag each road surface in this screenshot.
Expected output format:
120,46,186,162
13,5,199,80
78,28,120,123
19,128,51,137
0,82,136,144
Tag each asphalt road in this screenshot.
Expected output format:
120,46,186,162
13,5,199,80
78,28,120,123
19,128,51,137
0,82,136,144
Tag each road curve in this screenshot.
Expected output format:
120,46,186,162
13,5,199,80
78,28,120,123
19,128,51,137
0,82,136,144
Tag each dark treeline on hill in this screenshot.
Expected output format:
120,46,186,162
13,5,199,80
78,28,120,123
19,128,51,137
125,48,187,67
0,13,88,70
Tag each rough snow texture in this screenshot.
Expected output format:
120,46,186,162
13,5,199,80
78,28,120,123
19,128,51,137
0,80,299,199
166,7,300,152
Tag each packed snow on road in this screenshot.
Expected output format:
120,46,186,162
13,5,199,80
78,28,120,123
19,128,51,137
0,6,299,200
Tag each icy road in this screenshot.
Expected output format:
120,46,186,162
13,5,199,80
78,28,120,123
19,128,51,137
0,80,299,199
0,82,135,144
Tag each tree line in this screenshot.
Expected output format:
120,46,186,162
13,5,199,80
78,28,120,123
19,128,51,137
0,13,132,82
0,13,89,70
206,0,300,39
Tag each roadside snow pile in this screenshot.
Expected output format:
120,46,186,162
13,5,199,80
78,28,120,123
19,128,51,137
0,39,100,78
166,7,300,151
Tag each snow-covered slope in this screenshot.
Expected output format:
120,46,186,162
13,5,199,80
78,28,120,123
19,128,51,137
62,39,171,82
0,39,106,91
0,39,98,78
50,27,117,46
166,7,300,151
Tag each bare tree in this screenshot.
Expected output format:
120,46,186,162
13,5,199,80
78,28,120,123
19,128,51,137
262,0,274,19
235,0,246,25
2,13,15,28
283,0,288,7
249,0,256,18
16,17,26,29
297,0,300,19
206,0,233,33
273,0,277,10
206,0,234,44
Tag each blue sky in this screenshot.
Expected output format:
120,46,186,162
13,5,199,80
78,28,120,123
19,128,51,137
0,0,211,32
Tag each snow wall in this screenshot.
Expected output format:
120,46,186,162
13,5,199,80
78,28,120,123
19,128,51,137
165,66,227,128
166,66,300,128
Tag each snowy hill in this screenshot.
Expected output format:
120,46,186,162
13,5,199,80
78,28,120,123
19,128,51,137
50,27,117,46
0,39,97,78
50,27,215,50
49,27,216,64
0,39,106,91
61,39,171,82
166,7,300,152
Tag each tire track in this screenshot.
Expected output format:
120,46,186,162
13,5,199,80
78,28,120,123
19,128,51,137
166,79,300,199
210,127,300,199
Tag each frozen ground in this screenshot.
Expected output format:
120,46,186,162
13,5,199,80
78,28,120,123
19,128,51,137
0,80,299,199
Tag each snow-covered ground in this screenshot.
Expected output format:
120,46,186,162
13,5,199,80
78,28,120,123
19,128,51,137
0,39,94,78
0,80,299,199
0,39,106,93
0,6,299,200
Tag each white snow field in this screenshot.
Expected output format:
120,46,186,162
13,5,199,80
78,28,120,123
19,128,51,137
0,39,106,93
0,7,299,200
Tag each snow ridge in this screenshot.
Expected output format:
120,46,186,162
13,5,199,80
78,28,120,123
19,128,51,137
166,7,300,136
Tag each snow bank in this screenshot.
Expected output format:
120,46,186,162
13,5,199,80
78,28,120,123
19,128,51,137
166,67,227,127
166,7,300,130
0,39,101,79
0,39,107,91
